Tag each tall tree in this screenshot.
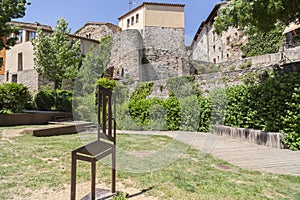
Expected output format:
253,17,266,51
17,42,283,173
73,36,112,122
32,18,82,90
215,0,300,34
0,0,29,50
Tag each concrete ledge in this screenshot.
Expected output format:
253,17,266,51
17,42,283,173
214,125,285,149
0,111,73,126
25,121,93,137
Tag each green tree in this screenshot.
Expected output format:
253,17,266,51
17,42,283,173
0,0,29,50
215,0,300,34
240,25,285,57
75,36,112,96
32,18,81,90
73,36,113,122
214,1,293,56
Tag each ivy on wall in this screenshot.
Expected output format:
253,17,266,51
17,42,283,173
241,24,285,57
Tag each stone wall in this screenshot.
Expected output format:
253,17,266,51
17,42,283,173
107,29,143,82
217,46,300,72
214,125,284,149
141,26,188,81
18,69,50,94
108,27,189,83
149,60,300,98
74,22,121,41
0,75,4,84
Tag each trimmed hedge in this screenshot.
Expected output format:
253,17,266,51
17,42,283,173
34,88,55,111
0,83,31,113
34,88,73,112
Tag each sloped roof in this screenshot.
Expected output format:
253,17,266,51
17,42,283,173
191,2,226,47
8,21,52,32
9,21,99,43
118,2,185,20
74,22,121,35
283,22,300,34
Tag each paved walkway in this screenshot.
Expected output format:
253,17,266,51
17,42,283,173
118,130,300,176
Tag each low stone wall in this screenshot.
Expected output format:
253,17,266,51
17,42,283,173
0,111,73,126
0,75,4,84
214,125,285,149
217,46,300,72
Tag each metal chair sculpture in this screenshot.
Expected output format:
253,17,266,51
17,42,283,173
71,85,116,200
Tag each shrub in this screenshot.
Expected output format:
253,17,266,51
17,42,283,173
229,66,235,71
180,95,200,131
281,87,300,150
163,97,181,131
34,88,55,111
130,82,154,100
96,77,116,91
56,89,73,112
0,83,31,113
197,95,211,132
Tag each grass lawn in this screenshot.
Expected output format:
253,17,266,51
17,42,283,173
0,126,300,199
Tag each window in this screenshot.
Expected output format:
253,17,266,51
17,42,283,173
213,45,216,52
127,19,130,27
12,74,17,83
6,71,9,82
26,31,36,41
16,30,23,44
18,53,23,71
136,14,139,23
131,16,134,25
226,36,230,45
86,33,91,39
0,57,3,67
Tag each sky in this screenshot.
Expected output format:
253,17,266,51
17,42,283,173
19,0,222,44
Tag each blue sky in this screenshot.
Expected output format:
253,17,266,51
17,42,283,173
19,0,222,42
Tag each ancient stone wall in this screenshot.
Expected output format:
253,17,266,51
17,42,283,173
0,75,4,84
141,27,188,81
217,46,300,72
149,60,300,98
107,29,143,82
17,69,50,94
74,23,120,41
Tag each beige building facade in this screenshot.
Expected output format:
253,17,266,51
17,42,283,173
3,21,98,92
118,2,184,36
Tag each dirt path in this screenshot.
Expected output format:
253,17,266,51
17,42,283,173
12,181,157,200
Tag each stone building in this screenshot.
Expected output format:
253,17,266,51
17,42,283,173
118,2,184,37
191,2,247,64
111,2,188,82
2,21,99,92
74,22,121,41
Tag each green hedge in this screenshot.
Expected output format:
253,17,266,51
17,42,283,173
224,71,300,150
34,88,73,112
0,83,31,113
118,79,211,132
117,71,300,150
34,88,55,111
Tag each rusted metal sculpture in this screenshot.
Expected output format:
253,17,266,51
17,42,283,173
71,85,116,200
